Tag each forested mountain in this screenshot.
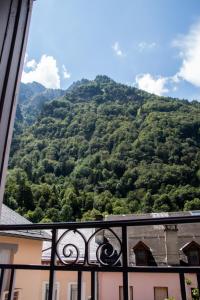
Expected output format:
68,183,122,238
19,82,65,124
4,75,200,222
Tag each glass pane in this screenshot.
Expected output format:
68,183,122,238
45,285,49,300
45,283,58,300
119,286,123,300
129,286,133,300
136,250,147,265
119,286,133,300
189,250,200,265
71,284,78,300
13,291,19,300
154,287,168,300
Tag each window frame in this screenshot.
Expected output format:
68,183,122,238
67,282,86,300
181,241,200,266
42,281,60,300
154,287,168,300
133,241,151,266
0,0,33,211
134,248,148,266
119,286,133,300
0,243,18,294
3,289,22,300
191,287,199,300
187,248,200,266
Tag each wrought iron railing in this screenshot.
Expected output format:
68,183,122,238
0,215,200,300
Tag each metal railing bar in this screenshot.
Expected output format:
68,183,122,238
197,273,200,293
122,226,129,300
8,268,15,300
0,264,50,270
77,271,82,300
1,264,200,273
179,273,186,300
0,269,4,298
48,228,57,300
91,271,95,300
0,214,200,230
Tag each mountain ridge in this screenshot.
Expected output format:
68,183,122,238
4,76,200,222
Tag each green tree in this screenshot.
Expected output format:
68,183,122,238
184,198,200,211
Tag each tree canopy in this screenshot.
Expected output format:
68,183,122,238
4,76,200,222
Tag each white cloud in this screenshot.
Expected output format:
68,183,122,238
26,59,37,69
112,42,125,57
62,65,71,79
138,41,156,52
135,73,169,96
173,21,200,87
171,74,180,84
135,21,200,95
22,54,61,89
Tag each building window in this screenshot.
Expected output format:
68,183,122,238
135,249,148,265
70,284,78,300
0,248,13,292
133,241,150,266
3,289,21,300
0,244,18,294
181,241,200,266
68,282,85,300
154,287,168,300
119,286,133,300
188,249,200,265
191,287,199,300
42,282,59,300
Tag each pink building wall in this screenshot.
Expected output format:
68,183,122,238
0,235,198,300
40,270,91,300
98,272,198,300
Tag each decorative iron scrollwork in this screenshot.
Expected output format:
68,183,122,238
56,229,87,265
55,227,122,267
97,240,121,266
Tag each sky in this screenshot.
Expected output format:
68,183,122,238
22,0,200,100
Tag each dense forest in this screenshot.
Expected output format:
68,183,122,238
4,75,200,222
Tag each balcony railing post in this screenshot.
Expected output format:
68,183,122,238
0,268,4,298
8,268,15,300
197,273,200,296
48,228,58,300
122,225,129,300
179,273,186,300
91,271,96,300
77,271,82,300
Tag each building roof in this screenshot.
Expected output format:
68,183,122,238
42,228,98,263
105,210,200,221
0,204,50,240
105,211,200,266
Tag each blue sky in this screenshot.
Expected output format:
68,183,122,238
22,0,200,100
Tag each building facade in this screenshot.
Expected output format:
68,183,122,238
1,208,200,300
0,207,96,300
99,212,200,300
0,204,50,300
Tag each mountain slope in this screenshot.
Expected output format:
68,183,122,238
4,76,200,222
18,82,65,124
